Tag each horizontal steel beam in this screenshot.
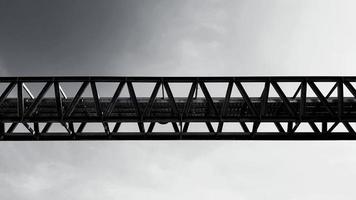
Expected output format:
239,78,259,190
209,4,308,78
0,76,355,82
2,132,356,140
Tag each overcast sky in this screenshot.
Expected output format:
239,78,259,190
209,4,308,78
2,0,356,76
2,0,356,199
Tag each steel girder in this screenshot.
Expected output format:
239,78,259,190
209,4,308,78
1,76,356,140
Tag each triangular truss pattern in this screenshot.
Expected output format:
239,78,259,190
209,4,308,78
1,76,356,140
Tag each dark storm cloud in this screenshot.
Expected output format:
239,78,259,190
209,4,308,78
0,0,157,75
1,0,215,76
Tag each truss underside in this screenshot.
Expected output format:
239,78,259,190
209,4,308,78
1,76,356,140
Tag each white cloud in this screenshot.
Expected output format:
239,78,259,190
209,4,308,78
2,142,356,199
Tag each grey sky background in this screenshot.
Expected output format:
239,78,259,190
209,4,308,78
2,0,356,199
1,0,356,76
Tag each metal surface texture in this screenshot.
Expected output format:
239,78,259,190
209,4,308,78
1,76,356,140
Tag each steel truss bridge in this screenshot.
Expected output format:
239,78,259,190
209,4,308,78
1,76,356,140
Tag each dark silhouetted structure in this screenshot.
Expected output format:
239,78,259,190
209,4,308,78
0,76,356,140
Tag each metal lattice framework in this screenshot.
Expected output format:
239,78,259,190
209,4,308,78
2,76,356,140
